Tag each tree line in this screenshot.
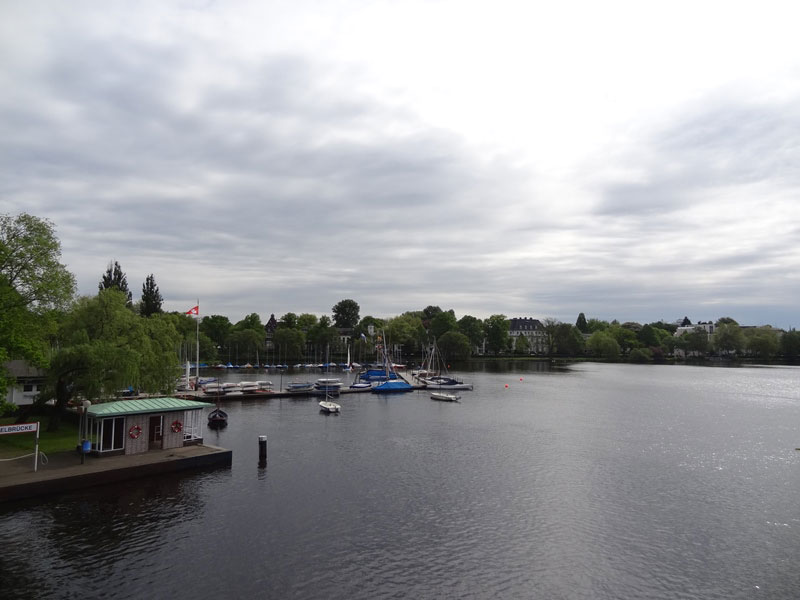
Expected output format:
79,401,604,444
2,213,799,429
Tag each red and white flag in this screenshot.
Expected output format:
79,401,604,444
186,305,199,316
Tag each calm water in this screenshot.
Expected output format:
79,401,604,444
2,363,800,599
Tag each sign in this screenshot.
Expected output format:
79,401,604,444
0,422,39,435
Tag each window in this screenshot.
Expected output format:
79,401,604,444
101,417,126,451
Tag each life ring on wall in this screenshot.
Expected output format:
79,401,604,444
129,424,142,439
171,420,183,433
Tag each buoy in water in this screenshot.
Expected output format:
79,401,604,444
504,384,509,388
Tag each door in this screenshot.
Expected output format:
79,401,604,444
148,415,163,449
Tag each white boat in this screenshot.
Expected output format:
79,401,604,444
203,382,223,394
221,382,242,394
318,400,341,413
256,380,273,391
430,391,461,402
240,381,260,393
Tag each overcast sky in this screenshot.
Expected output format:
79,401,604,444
2,1,799,328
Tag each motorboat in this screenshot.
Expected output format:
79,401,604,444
430,391,460,402
207,407,228,427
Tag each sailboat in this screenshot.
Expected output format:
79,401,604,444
318,345,341,413
342,345,352,372
371,333,413,394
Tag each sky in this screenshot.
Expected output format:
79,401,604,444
2,0,799,328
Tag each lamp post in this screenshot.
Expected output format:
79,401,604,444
81,400,91,464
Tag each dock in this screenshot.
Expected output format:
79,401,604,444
0,444,232,503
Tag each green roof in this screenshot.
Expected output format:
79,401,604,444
87,397,212,417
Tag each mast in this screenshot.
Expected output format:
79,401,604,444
195,298,200,381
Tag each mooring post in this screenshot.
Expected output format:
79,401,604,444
258,434,267,467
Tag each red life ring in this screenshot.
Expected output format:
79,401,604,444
129,424,142,439
171,420,183,433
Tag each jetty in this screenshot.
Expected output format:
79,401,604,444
0,443,231,503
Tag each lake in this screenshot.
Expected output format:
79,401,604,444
2,362,800,599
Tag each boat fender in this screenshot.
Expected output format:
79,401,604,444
129,424,142,439
171,420,183,433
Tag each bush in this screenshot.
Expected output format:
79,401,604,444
628,348,653,363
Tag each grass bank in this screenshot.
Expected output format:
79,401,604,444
0,416,80,459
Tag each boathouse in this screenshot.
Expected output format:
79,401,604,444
85,397,212,456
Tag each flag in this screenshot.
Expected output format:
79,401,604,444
360,333,367,341
186,305,199,316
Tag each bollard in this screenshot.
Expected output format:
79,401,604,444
258,435,267,467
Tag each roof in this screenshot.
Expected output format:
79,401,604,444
87,397,212,418
4,360,46,379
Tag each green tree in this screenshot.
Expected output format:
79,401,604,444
430,310,458,339
99,260,132,306
272,327,306,362
628,347,653,363
0,213,76,399
234,312,263,333
437,331,472,361
780,329,800,361
227,328,264,364
684,328,709,355
457,315,485,348
278,312,299,329
575,312,588,333
712,323,745,355
551,323,585,356
715,316,739,326
608,324,638,355
308,316,341,353
637,324,659,347
484,314,510,355
586,318,610,333
42,289,180,430
200,315,233,349
745,327,779,360
332,299,360,329
587,331,621,360
0,213,75,311
513,332,531,354
140,273,163,317
297,313,318,330
384,313,424,349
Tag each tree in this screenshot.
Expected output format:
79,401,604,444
430,310,458,339
332,299,360,329
513,332,531,354
715,316,739,327
608,324,638,355
200,315,233,349
587,331,620,360
637,324,660,348
0,213,76,311
437,331,472,361
684,328,709,355
41,289,180,430
278,312,299,329
297,313,318,330
586,318,610,333
680,316,692,327
234,312,263,333
140,274,163,317
551,323,585,356
780,329,800,361
457,315,485,349
745,327,779,360
575,312,588,333
1,213,76,399
628,347,653,363
272,327,306,362
99,260,132,306
484,314,510,355
712,323,745,355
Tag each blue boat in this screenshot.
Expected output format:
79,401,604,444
372,379,413,393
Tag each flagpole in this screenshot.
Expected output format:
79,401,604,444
196,298,200,382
